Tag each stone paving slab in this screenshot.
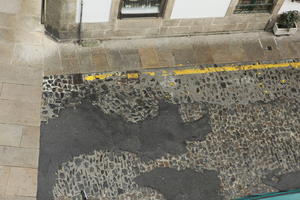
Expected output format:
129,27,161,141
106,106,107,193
0,83,41,103
12,44,44,66
43,31,300,76
20,126,40,149
0,124,23,147
139,48,160,68
0,64,43,85
15,31,44,44
3,196,37,200
0,43,14,64
0,13,16,28
6,167,38,196
0,123,41,149
0,99,40,126
0,146,39,168
0,0,43,199
0,0,22,14
0,28,15,43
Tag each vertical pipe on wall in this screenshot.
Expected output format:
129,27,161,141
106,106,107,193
78,0,84,44
41,0,46,24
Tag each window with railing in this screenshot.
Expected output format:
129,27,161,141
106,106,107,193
234,0,274,14
119,0,167,18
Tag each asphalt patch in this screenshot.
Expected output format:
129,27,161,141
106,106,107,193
38,101,211,199
134,168,223,200
263,171,300,191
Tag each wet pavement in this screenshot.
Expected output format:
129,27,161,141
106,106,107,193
39,66,300,200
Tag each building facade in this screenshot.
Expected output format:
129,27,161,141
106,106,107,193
43,0,300,41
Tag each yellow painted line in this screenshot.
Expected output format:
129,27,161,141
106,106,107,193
291,62,300,68
169,82,176,87
84,62,300,81
173,62,292,75
127,73,139,79
161,70,170,77
85,73,113,81
143,72,156,76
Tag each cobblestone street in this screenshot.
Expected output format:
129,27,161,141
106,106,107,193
39,65,300,200
1,0,300,199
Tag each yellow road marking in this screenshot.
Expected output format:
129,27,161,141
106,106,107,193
84,62,300,81
127,73,139,79
173,62,292,75
85,73,113,81
161,70,170,77
291,62,300,68
169,82,176,87
143,72,156,76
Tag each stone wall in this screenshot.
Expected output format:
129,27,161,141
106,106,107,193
44,0,285,41
44,0,64,39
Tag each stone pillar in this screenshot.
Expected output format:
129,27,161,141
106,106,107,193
44,0,64,39
44,0,79,41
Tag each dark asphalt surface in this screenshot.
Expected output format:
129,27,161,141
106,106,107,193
38,101,212,200
263,171,300,191
135,168,223,200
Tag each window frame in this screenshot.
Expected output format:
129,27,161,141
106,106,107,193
234,0,275,14
118,0,168,19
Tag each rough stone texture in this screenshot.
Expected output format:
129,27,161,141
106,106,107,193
140,98,300,199
40,65,300,200
184,99,300,199
42,98,300,200
178,103,207,123
53,151,163,200
41,66,300,123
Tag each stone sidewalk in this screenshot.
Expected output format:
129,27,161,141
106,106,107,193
44,30,300,76
0,0,43,199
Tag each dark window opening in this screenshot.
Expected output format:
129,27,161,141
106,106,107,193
119,0,167,18
234,0,274,14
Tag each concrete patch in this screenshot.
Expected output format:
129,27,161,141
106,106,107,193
263,171,300,191
38,102,211,200
135,168,223,200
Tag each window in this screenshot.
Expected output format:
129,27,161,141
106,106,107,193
234,0,274,14
119,0,167,18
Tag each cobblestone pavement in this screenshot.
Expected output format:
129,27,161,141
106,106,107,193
40,66,300,200
42,66,300,122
